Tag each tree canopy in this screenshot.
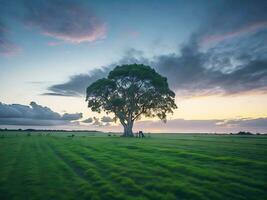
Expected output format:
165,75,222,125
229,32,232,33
86,64,177,136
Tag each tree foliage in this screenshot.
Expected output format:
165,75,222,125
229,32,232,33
86,64,177,136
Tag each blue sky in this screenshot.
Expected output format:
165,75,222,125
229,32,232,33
0,0,267,132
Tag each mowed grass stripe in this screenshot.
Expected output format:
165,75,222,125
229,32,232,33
0,137,24,199
48,138,129,200
1,137,42,199
41,139,103,200
38,139,95,200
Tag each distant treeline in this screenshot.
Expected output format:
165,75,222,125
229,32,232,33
233,131,266,135
0,128,101,133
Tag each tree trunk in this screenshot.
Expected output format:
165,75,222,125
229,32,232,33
123,121,133,137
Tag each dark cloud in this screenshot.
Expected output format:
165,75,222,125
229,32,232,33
82,117,93,123
46,68,110,97
62,113,83,121
0,118,71,126
0,101,60,119
41,92,75,97
21,0,106,43
221,118,267,130
0,101,82,126
101,116,113,123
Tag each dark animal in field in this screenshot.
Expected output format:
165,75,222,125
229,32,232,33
136,131,145,138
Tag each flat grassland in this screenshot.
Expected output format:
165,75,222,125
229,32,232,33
0,132,266,200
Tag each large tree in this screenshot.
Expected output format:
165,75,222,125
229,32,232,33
86,64,177,136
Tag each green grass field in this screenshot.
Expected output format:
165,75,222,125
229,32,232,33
0,132,266,200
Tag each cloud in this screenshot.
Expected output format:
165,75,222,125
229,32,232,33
22,0,106,43
200,21,267,47
0,118,70,126
0,101,82,126
218,118,267,130
82,117,93,123
101,116,113,123
46,68,110,96
41,92,75,97
62,113,83,121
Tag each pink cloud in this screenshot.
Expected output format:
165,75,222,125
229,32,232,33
200,21,267,47
43,22,106,44
23,1,107,44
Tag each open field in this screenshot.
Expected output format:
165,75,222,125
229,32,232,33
0,132,266,200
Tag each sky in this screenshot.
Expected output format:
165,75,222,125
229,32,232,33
0,0,267,133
